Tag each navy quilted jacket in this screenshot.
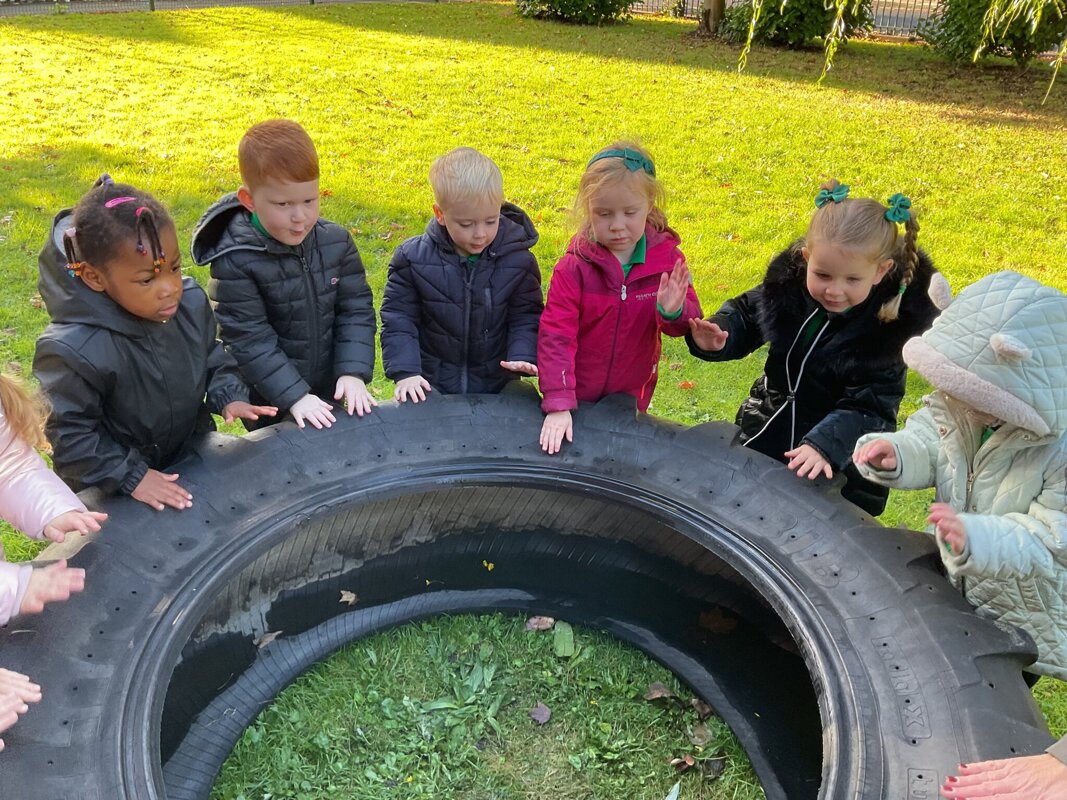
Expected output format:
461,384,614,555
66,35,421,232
380,203,542,394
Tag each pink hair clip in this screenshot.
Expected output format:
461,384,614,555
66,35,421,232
104,196,137,208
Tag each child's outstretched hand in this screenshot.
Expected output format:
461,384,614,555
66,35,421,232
688,318,729,352
133,469,193,511
540,411,573,455
334,376,378,417
928,502,967,555
290,393,336,429
501,361,538,376
41,509,108,544
18,560,85,616
657,258,691,317
395,376,432,404
221,401,278,425
0,669,42,753
852,439,897,471
785,444,833,480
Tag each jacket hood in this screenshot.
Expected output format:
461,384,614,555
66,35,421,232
38,209,151,337
426,201,538,258
903,271,1067,437
191,193,287,265
565,224,681,273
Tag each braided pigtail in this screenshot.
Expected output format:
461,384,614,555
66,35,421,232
62,228,84,279
877,193,917,322
134,206,167,271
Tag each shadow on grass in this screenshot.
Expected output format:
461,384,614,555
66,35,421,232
2,2,1064,122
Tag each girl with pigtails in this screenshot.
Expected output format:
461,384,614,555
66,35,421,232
687,181,950,516
33,178,276,512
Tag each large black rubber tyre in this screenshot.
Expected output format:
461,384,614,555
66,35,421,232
0,390,1052,800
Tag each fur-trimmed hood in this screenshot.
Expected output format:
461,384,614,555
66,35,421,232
759,242,947,374
903,271,1067,437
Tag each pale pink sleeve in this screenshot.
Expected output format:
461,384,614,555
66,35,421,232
0,560,31,627
0,409,86,539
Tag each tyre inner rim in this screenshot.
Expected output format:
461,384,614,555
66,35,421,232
138,472,843,800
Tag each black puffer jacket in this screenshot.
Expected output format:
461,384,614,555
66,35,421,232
191,194,376,414
687,243,943,515
33,211,248,495
380,203,542,394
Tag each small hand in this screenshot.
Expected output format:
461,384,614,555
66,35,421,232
394,375,432,404
852,439,897,471
41,509,108,543
785,444,833,480
688,318,729,352
941,753,1067,800
18,560,86,616
501,360,538,376
540,411,573,455
0,669,42,753
334,375,378,417
289,393,336,429
656,258,691,317
132,469,193,511
928,502,967,555
221,401,278,425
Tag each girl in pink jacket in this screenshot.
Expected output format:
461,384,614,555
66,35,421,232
538,142,702,453
0,373,103,752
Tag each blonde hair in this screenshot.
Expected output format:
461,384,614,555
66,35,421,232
804,179,921,322
429,147,504,209
0,373,49,452
574,141,668,241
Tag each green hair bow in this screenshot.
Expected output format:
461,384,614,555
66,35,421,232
587,148,656,177
814,184,850,208
885,193,912,224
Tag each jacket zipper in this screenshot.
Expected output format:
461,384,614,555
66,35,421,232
146,322,172,464
600,278,627,399
299,253,320,385
461,258,474,394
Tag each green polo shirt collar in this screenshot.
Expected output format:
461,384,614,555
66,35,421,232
621,235,646,279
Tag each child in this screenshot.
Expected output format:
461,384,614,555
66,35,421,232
192,119,377,429
537,142,702,453
854,271,1067,680
33,179,275,512
688,181,947,516
2,373,100,752
380,147,542,402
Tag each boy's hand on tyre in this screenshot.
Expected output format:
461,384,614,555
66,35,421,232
394,376,431,404
132,469,193,511
334,376,377,417
290,393,336,429
501,361,538,376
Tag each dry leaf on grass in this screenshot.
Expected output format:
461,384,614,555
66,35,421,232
644,681,676,701
254,630,282,649
529,702,551,725
525,615,556,631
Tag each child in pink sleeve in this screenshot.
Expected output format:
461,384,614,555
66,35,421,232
0,373,104,751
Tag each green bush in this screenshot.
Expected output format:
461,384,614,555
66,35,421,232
920,0,1065,66
719,0,873,47
515,0,634,25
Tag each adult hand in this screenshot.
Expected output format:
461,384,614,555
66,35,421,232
540,411,573,455
41,509,108,543
221,401,278,424
941,752,1067,799
785,443,833,480
852,439,897,471
394,376,432,404
688,318,729,352
18,560,85,615
928,502,967,555
656,258,690,317
334,375,378,417
290,393,336,429
501,360,538,376
132,469,193,511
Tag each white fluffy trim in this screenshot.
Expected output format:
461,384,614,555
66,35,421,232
903,337,1050,436
926,272,953,311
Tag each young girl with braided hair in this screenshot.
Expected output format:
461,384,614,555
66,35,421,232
33,179,276,512
688,180,949,515
1,373,101,752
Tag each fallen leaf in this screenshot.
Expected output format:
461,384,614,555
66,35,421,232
690,721,712,747
678,380,697,390
644,681,676,701
339,590,359,606
254,630,282,649
525,615,556,631
529,702,551,725
702,755,727,780
689,697,716,720
698,607,738,634
482,559,495,572
553,621,575,657
320,189,334,198
668,361,683,370
670,754,696,772
663,782,681,800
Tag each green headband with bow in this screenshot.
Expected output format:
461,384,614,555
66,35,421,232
587,148,656,177
814,184,850,207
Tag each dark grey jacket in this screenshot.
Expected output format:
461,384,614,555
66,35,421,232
380,203,542,394
33,210,248,495
192,194,376,414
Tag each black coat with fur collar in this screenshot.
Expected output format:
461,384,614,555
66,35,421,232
687,242,941,515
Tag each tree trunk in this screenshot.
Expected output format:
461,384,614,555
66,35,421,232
697,0,725,34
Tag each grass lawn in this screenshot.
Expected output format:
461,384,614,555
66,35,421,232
1,2,1065,796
